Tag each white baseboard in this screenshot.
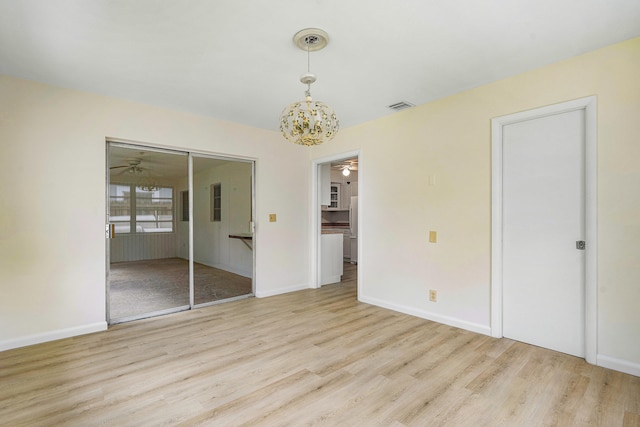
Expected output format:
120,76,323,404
255,283,309,298
320,275,342,286
0,322,108,352
359,294,492,336
597,354,640,377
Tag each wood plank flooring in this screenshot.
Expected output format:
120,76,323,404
1,264,639,426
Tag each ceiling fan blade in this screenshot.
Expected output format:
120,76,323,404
109,165,129,170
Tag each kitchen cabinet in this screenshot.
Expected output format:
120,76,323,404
323,168,358,211
327,183,341,210
326,181,361,212
320,233,343,285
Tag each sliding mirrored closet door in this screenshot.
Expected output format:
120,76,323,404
107,143,255,324
192,155,253,307
107,144,189,323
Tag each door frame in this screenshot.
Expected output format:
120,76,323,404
311,150,360,290
490,96,597,364
106,139,257,324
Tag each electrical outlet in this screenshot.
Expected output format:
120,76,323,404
429,290,437,302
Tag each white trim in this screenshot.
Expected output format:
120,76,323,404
255,283,309,298
490,118,504,338
188,153,195,308
311,150,361,289
491,96,597,364
583,100,598,364
107,138,257,164
250,160,257,295
0,322,108,352
194,293,253,308
597,354,640,378
105,143,112,324
360,295,491,336
110,306,190,325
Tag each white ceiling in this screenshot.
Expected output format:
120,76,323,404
1,1,639,131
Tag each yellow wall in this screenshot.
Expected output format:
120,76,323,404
312,36,640,374
1,36,639,375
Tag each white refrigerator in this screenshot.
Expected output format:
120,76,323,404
349,196,358,263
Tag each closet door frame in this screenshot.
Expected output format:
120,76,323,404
106,139,256,324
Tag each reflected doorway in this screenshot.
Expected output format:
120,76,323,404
107,142,254,324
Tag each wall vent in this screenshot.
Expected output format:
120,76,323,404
387,101,415,111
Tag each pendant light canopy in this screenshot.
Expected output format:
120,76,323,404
279,28,339,146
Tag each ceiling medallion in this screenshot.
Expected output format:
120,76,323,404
279,28,339,146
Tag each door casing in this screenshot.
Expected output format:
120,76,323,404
311,150,360,292
490,96,597,364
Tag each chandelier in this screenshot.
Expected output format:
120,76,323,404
279,28,339,146
134,170,160,192
126,160,159,192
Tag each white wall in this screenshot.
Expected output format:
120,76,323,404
311,37,640,376
109,162,186,263
0,75,310,349
110,233,177,263
189,161,253,277
2,37,639,378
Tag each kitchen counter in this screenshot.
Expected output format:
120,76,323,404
229,233,253,250
321,229,345,234
320,233,343,285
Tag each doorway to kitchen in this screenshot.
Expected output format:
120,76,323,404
314,151,360,296
107,141,255,324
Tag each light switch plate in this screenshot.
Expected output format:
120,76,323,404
269,213,277,222
429,231,437,243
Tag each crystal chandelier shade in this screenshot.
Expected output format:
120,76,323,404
279,29,339,146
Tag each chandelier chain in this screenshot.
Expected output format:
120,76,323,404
306,44,311,96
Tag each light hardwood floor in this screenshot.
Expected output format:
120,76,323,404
1,264,639,426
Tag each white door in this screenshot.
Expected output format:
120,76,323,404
501,109,585,357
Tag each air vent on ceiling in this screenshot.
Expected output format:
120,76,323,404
387,101,415,111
